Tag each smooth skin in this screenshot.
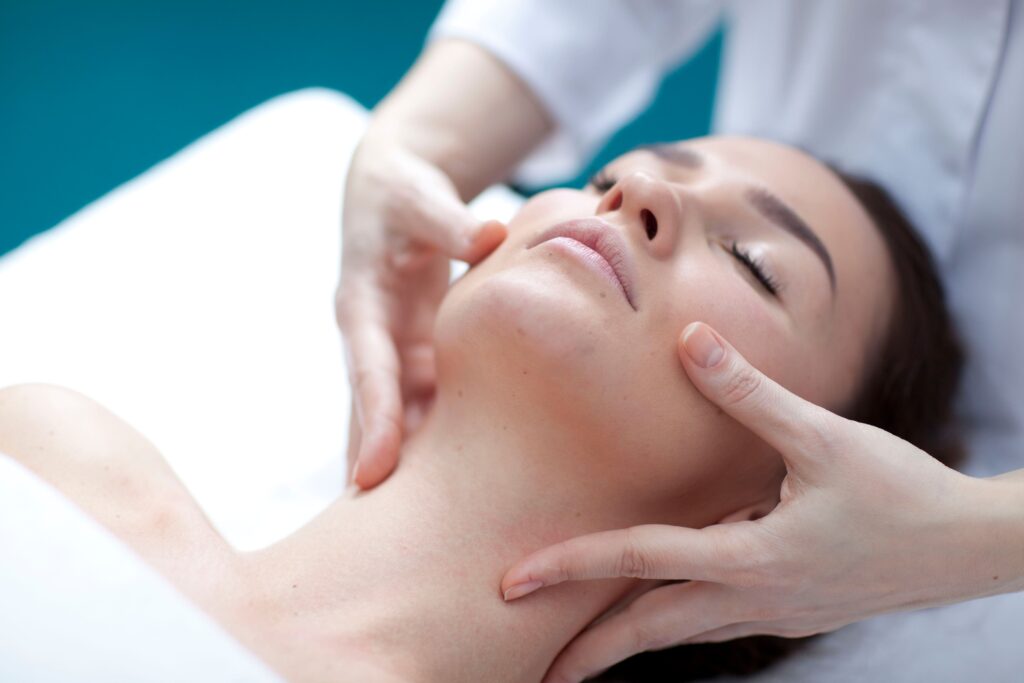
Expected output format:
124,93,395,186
339,34,1024,683
502,322,1024,683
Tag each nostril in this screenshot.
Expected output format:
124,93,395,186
641,209,658,240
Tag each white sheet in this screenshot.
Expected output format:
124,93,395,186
0,88,1020,681
0,452,280,682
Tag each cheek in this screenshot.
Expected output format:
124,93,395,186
647,257,840,418
610,266,787,510
630,263,781,440
647,261,781,374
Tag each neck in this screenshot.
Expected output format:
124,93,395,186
235,380,711,683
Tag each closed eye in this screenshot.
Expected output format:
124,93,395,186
588,170,617,193
730,242,780,296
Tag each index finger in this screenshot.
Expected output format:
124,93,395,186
339,297,403,489
500,524,756,598
541,581,736,683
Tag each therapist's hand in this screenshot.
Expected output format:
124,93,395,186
338,134,506,489
500,322,1024,683
337,39,551,489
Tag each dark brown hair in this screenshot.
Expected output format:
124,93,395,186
594,170,964,682
838,172,964,467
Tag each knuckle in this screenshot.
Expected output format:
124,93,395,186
351,368,396,405
720,532,776,589
335,293,367,333
799,410,837,454
351,367,379,393
616,528,652,579
551,545,577,585
719,366,765,408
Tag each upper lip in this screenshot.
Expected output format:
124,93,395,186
527,218,638,310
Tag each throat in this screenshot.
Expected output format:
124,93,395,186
235,400,645,683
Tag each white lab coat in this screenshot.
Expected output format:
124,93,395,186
430,1,1024,680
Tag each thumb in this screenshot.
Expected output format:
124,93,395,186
678,322,839,467
404,187,508,265
459,218,508,265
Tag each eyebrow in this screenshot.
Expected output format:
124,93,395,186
744,187,836,291
642,143,705,169
642,143,836,292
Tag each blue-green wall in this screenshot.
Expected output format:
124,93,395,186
0,0,720,256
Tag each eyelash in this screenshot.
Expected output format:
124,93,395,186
588,170,617,192
589,170,781,297
730,242,780,296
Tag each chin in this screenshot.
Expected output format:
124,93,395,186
433,262,642,407
443,262,607,351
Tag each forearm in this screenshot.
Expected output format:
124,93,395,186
366,38,554,201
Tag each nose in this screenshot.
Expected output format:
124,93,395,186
595,171,682,258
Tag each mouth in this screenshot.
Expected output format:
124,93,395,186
527,218,638,310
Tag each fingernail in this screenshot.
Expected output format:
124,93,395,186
351,458,363,486
503,580,543,601
683,323,724,368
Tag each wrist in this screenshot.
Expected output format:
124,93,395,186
366,39,553,201
960,472,1024,598
362,118,465,190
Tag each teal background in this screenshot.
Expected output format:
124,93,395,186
0,0,720,257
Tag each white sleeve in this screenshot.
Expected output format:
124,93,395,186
428,0,723,185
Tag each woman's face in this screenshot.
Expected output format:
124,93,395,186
435,136,894,516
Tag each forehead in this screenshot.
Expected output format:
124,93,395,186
686,136,862,233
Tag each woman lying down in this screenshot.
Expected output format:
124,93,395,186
0,136,962,683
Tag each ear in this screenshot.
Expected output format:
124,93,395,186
715,497,779,524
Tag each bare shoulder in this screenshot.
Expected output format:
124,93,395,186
0,383,239,600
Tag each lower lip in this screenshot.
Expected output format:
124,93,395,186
542,236,631,306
